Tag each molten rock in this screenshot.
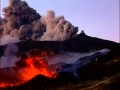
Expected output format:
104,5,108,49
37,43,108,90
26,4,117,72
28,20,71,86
0,49,57,88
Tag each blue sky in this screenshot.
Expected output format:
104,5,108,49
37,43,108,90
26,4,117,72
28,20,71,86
1,0,119,42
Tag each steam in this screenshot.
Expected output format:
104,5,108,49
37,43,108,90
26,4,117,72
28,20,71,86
48,51,99,65
0,41,110,69
0,0,78,45
0,44,19,68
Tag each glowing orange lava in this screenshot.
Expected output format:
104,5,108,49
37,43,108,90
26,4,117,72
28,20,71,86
20,55,57,81
0,50,58,88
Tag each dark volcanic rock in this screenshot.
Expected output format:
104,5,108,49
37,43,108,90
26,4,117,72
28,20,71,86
0,34,119,57
0,34,120,90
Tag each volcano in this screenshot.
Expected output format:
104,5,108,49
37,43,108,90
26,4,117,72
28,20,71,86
0,33,120,90
0,0,120,89
0,32,119,56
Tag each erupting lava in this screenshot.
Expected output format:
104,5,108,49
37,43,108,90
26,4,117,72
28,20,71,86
0,49,58,88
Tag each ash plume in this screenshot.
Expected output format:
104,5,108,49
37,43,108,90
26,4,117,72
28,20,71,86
1,0,40,40
40,11,78,41
0,0,78,45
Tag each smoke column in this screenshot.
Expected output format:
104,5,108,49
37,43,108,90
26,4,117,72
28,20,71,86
0,0,78,45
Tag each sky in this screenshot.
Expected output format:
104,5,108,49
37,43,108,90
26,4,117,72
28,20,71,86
0,0,119,42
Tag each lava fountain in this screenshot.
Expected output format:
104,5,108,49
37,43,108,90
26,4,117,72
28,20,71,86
0,49,58,88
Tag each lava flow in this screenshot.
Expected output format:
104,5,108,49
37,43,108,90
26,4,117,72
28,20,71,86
0,49,58,88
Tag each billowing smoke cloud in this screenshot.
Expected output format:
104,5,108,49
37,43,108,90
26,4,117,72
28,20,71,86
1,0,40,40
40,11,78,41
0,0,78,45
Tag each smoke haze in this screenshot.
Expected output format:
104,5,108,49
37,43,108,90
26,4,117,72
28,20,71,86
0,44,19,68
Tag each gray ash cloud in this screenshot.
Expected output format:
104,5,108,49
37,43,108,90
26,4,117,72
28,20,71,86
0,0,78,43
